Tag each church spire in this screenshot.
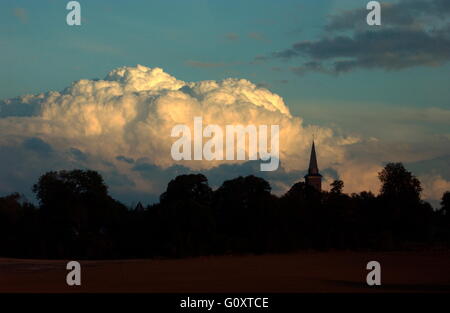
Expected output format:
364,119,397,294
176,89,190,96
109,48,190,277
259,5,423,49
305,140,322,191
308,140,319,175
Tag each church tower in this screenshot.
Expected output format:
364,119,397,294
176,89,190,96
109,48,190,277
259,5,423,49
304,141,322,191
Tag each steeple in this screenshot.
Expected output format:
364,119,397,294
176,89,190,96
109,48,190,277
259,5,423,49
305,140,322,191
308,140,319,175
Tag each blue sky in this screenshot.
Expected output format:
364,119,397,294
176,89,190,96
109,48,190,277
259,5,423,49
0,0,449,205
2,0,449,111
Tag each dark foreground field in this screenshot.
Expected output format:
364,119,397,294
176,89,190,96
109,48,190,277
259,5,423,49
1,251,449,293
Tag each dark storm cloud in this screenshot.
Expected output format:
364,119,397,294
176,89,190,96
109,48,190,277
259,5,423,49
271,0,450,74
277,28,450,73
22,137,53,156
408,155,450,181
70,148,88,162
116,155,135,164
291,61,334,76
325,0,450,32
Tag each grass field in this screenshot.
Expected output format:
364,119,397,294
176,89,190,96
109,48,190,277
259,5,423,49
1,251,449,293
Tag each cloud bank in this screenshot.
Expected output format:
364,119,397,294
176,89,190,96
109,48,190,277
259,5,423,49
0,65,447,204
271,0,450,74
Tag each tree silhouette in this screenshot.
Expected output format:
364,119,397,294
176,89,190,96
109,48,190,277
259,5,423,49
32,169,126,258
160,174,212,205
378,163,422,201
442,191,450,216
0,193,39,257
440,191,450,243
0,165,448,259
280,182,322,249
0,193,24,256
159,174,215,257
378,163,432,245
330,180,344,194
213,175,275,253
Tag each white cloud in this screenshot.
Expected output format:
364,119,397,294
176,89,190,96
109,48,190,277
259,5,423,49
0,65,447,203
420,174,450,204
335,161,383,195
0,65,348,170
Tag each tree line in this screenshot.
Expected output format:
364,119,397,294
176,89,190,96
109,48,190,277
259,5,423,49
0,162,449,259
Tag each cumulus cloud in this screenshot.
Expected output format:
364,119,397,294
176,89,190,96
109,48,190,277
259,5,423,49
0,64,346,170
0,65,447,204
0,65,351,199
335,161,383,196
420,174,450,207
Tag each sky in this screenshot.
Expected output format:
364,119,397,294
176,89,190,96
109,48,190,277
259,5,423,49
0,0,449,207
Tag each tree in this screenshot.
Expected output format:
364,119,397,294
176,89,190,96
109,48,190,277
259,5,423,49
283,181,320,202
442,191,450,216
160,174,212,205
330,180,344,194
378,163,433,244
213,175,275,253
0,193,39,257
159,174,215,257
0,193,24,226
33,170,108,208
378,163,422,201
438,191,450,243
0,194,24,254
32,169,126,258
